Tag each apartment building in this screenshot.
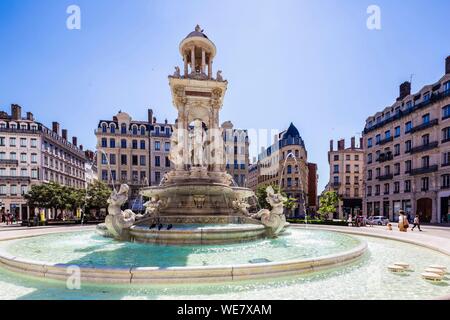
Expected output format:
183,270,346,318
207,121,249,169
222,121,249,187
247,161,259,192
257,123,312,217
327,137,364,219
362,56,450,223
96,111,151,208
307,162,319,213
0,104,86,220
149,110,173,186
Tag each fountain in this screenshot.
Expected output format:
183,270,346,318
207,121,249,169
96,25,288,245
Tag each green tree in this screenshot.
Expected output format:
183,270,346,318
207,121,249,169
86,180,111,211
318,191,339,220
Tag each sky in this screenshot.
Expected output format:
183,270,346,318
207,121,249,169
1,0,450,192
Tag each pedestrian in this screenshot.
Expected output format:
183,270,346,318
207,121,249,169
1,212,5,223
411,214,423,232
398,210,409,232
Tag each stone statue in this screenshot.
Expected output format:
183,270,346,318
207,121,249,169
173,66,181,78
252,186,287,237
143,196,166,218
191,120,207,167
216,70,223,82
169,126,184,169
232,199,250,216
105,184,136,240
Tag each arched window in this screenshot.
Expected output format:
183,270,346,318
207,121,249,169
140,126,146,135
110,124,116,134
287,165,292,174
121,123,127,134
102,123,107,133
132,126,138,135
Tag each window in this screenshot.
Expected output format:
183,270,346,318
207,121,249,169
375,185,380,196
121,171,127,181
445,81,450,92
394,182,400,193
405,140,412,153
384,165,390,175
443,152,450,166
333,176,339,184
102,124,107,133
140,127,146,135
384,183,390,195
10,137,16,147
354,155,359,161
287,165,292,174
121,124,127,134
421,177,429,191
140,156,146,166
368,153,372,164
375,168,380,178
0,185,6,195
443,105,450,119
367,186,372,197
121,139,127,148
132,126,138,135
405,160,412,173
367,138,372,148
405,180,411,192
333,165,339,174
110,154,116,165
155,127,160,135
21,168,27,177
422,114,430,124
132,140,138,149
165,127,171,135
101,153,107,165
10,185,17,195
443,127,450,142
394,144,400,156
20,138,27,147
20,153,27,163
101,138,107,148
21,185,27,195
155,141,161,151
140,140,146,150
31,154,37,163
422,156,430,168
110,139,116,148
110,125,116,134
155,171,161,183
166,156,171,167
394,163,400,175
31,169,38,179
405,121,412,133
423,92,431,102
422,134,430,145
346,155,351,161
155,156,160,167
10,168,16,176
10,152,16,160
334,155,339,161
376,134,381,144
355,164,360,173
385,130,391,139
395,126,400,137
442,175,450,189
346,164,351,173
165,142,170,152
31,139,37,148
121,155,127,165
0,137,5,146
132,155,138,166
101,170,108,181
368,170,372,180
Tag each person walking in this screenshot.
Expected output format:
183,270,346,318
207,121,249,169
411,214,422,231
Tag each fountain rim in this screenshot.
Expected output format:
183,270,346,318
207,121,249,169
0,229,368,285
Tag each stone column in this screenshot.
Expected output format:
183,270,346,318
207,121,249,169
183,53,188,77
208,59,212,79
201,49,206,74
191,46,196,73
431,192,438,223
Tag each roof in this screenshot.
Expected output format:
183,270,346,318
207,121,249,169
185,25,209,40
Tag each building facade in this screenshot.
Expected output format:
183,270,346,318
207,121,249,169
257,123,311,217
307,162,319,213
96,111,152,209
149,111,173,186
222,121,249,187
327,137,364,219
0,104,86,220
247,162,259,192
362,56,450,223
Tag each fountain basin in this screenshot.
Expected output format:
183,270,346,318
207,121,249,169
0,229,367,284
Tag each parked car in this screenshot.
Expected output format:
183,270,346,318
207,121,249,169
367,216,389,226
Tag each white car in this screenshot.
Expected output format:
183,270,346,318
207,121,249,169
367,216,390,226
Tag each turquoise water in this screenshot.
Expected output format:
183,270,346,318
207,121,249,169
0,229,361,268
0,230,449,300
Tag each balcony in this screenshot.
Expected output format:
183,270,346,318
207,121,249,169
0,176,31,182
410,165,438,176
409,119,439,134
377,174,393,181
377,152,393,163
0,159,19,166
377,136,393,146
409,141,439,154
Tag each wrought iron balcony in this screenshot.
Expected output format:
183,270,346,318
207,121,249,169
410,164,438,176
0,159,19,165
0,176,31,182
377,174,393,181
409,141,439,154
377,152,393,163
377,136,393,146
410,119,439,134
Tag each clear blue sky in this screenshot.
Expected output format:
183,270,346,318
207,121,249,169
1,0,450,192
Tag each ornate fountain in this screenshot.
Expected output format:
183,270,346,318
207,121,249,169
97,26,288,244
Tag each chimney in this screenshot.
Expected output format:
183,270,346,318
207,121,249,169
360,137,364,149
338,139,345,151
52,122,60,135
72,136,77,146
351,137,356,149
148,109,153,124
11,104,22,120
79,145,83,151
26,112,34,121
329,140,334,152
446,56,450,75
62,129,68,140
398,81,411,100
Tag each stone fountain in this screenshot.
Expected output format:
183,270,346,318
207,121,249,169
97,26,288,245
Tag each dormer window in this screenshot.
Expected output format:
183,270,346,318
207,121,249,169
132,126,138,135
423,92,431,102
110,125,116,134
406,101,413,109
140,126,146,135
445,81,450,92
102,124,107,133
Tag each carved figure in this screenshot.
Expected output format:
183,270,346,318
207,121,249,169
252,186,287,237
173,66,181,78
105,184,136,239
216,70,223,81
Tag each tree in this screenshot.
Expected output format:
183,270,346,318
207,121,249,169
86,180,111,211
318,191,340,220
